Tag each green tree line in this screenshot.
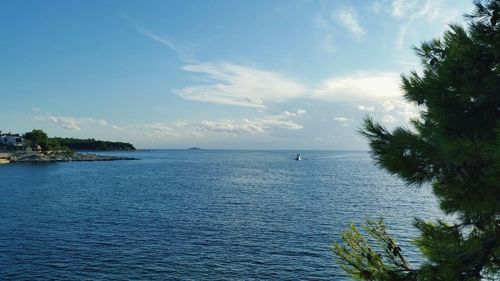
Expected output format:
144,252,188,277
333,1,499,280
22,129,135,151
51,137,135,151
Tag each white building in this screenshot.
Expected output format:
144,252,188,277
0,131,23,147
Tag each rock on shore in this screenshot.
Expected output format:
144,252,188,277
4,152,138,163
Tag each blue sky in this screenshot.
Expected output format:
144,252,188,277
0,0,472,149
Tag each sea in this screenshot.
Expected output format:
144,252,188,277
0,150,441,280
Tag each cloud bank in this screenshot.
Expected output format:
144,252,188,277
313,72,402,101
174,62,306,108
34,115,123,131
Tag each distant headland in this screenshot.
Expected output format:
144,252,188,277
52,137,135,151
0,129,137,164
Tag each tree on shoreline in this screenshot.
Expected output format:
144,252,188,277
23,129,50,151
23,129,61,152
333,1,499,280
22,130,135,152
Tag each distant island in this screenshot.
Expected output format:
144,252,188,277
188,147,201,150
52,137,135,151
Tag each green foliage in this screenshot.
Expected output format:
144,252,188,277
50,137,135,151
334,1,500,280
47,138,61,151
23,129,50,151
22,130,134,152
333,218,413,281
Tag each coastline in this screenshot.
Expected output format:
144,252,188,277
0,151,138,164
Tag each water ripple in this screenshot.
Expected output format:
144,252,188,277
0,150,441,280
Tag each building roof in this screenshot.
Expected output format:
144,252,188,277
0,131,21,137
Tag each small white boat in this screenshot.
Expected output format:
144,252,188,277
294,153,302,161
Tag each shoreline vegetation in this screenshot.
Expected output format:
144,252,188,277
0,129,138,164
51,137,135,151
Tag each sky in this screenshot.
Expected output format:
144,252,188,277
0,0,473,149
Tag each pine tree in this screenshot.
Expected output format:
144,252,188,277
333,1,500,280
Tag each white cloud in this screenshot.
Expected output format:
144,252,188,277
390,0,443,21
199,119,266,135
382,99,420,121
313,72,402,101
130,109,306,139
96,120,124,131
122,13,194,61
387,0,465,50
34,115,123,131
136,27,177,53
175,62,306,108
382,114,398,123
334,8,366,37
129,123,180,138
190,131,204,138
382,100,399,112
260,115,303,130
416,1,441,21
391,0,415,17
143,123,176,134
297,109,307,115
334,117,355,127
391,0,442,20
39,116,81,130
334,117,354,122
315,7,365,53
173,120,189,128
357,105,375,112
198,111,304,135
283,109,307,117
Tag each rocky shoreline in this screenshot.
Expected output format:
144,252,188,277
0,152,138,163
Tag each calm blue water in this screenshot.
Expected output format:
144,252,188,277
0,150,441,280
